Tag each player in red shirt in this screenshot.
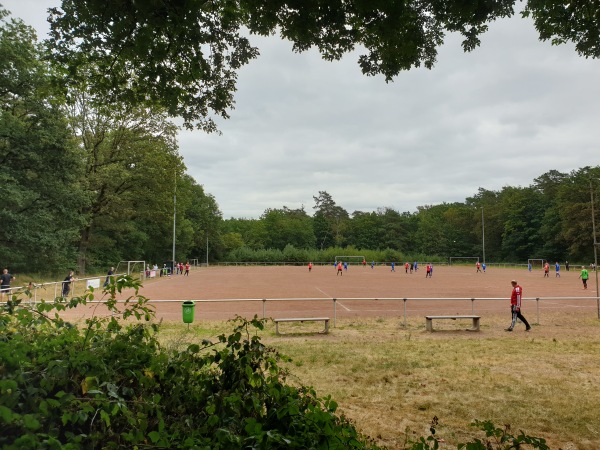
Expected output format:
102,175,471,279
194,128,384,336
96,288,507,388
308,262,313,272
543,262,549,277
476,261,481,273
336,262,343,276
505,280,531,332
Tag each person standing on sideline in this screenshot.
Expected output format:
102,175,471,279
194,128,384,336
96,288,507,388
579,266,589,289
103,267,115,287
505,280,531,332
308,262,313,272
543,262,550,277
555,261,560,278
476,261,481,273
185,262,190,276
565,261,570,271
62,271,75,297
1,268,15,299
337,261,343,276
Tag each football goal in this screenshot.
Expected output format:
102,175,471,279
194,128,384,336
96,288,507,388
115,260,146,276
449,257,480,266
334,256,366,265
527,259,545,269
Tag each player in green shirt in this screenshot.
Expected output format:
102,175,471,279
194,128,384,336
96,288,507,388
579,266,589,290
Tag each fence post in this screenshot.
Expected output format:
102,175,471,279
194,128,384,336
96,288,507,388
536,298,540,324
403,298,407,327
333,298,337,328
262,299,266,319
471,298,475,314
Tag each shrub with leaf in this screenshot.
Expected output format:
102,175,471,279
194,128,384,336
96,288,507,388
0,277,381,449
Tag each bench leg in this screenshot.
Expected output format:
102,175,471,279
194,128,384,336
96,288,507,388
426,318,433,332
276,322,280,335
323,320,329,334
472,318,480,331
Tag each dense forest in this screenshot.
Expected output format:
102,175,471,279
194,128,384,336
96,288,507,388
1,10,599,275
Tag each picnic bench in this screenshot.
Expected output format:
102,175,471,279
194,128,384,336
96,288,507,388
425,315,480,332
274,317,330,335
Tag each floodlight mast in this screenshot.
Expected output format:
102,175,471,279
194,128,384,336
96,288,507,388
591,179,599,319
173,172,176,264
481,207,486,265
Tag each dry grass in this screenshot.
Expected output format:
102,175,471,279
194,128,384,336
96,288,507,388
159,312,600,450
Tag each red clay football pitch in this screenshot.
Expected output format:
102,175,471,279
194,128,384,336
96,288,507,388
64,264,598,324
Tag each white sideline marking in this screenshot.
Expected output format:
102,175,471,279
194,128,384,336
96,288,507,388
338,302,351,311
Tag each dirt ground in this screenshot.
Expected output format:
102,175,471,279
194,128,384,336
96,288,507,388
58,264,599,327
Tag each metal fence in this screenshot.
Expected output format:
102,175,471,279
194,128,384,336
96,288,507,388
54,295,598,327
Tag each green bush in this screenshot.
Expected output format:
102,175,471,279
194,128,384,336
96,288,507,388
0,279,382,449
0,280,550,450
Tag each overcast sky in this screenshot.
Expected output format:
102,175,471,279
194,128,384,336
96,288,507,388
4,1,599,218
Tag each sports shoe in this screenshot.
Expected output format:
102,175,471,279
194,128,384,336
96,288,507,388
504,327,513,332
525,326,531,332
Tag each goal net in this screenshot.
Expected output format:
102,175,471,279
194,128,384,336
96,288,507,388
334,256,366,265
449,257,480,266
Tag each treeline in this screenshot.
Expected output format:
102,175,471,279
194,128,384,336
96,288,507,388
0,12,220,275
221,170,600,265
225,245,443,265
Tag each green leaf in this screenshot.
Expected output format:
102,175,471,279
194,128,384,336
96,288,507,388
0,405,14,423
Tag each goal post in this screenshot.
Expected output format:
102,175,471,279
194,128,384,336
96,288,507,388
334,256,366,265
449,257,480,266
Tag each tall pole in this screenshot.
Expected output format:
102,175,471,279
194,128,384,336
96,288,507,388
206,235,209,267
591,180,599,319
481,207,486,265
172,173,176,264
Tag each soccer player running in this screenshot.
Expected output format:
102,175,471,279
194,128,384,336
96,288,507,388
505,280,531,332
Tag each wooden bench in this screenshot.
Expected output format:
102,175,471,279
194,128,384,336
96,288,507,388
425,315,480,332
275,317,330,335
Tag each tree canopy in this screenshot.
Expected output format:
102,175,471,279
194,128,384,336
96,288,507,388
46,1,600,129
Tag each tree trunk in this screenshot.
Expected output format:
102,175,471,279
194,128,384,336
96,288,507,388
77,225,92,275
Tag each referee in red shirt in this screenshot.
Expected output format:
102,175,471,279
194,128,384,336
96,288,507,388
505,280,531,332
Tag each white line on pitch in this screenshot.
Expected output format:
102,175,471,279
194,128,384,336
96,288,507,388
315,287,331,297
315,287,351,311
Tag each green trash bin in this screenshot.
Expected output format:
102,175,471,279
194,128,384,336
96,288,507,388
182,301,195,324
